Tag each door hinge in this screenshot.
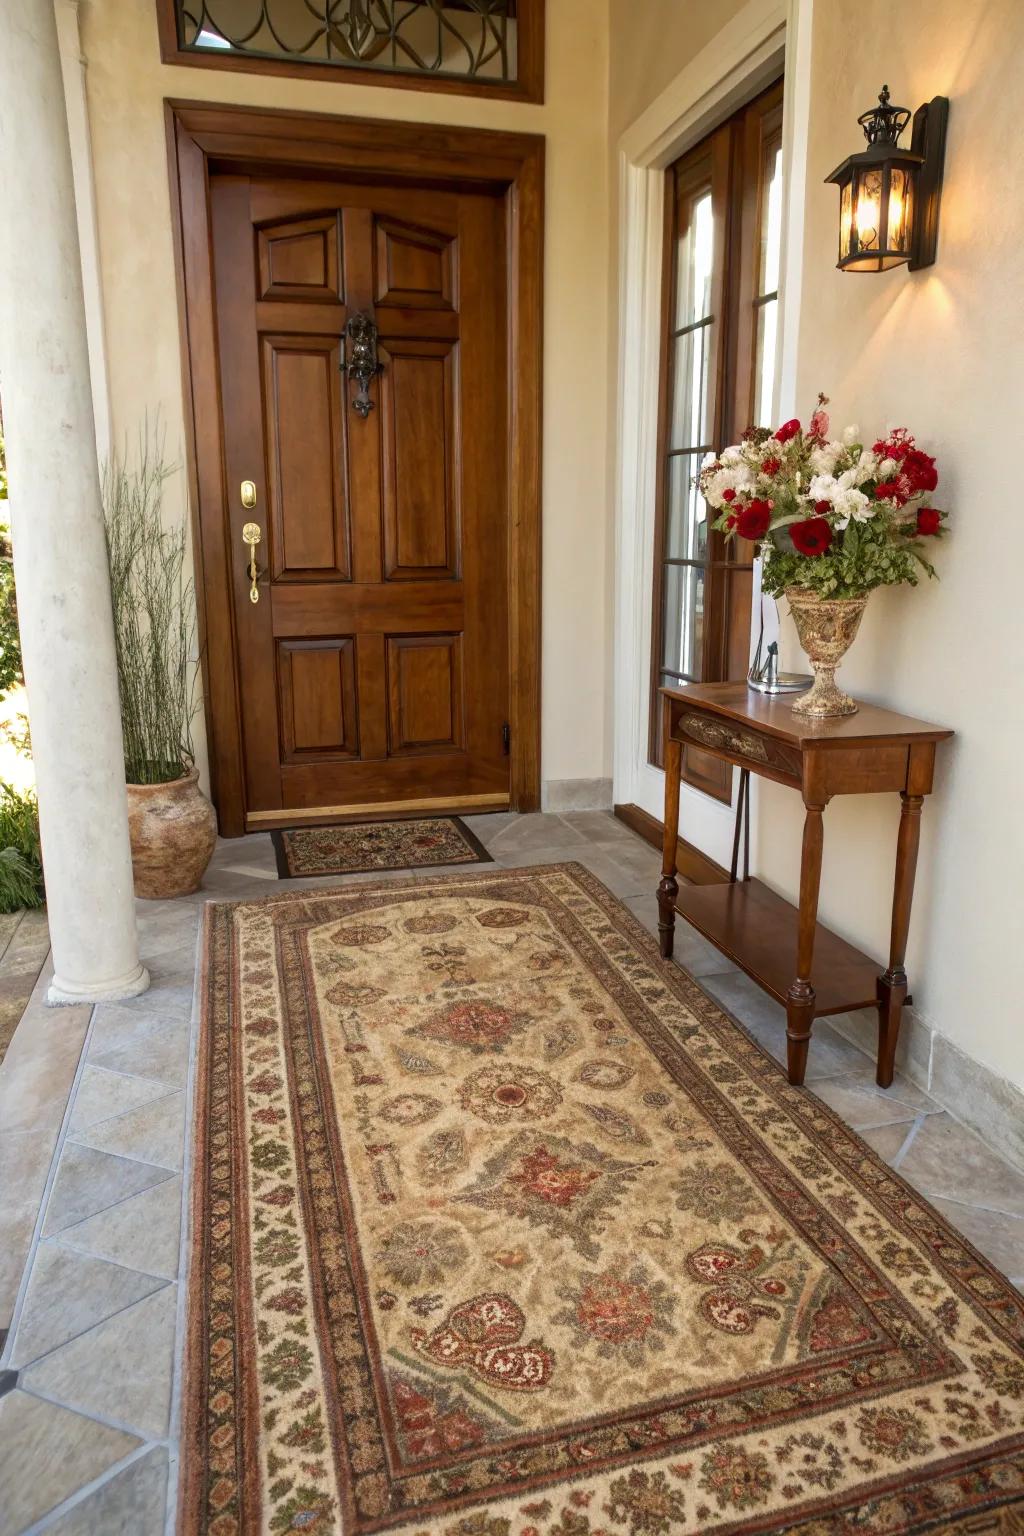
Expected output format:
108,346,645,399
502,722,511,755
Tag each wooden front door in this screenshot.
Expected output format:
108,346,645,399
209,171,511,825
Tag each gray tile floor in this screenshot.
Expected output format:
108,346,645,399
1,810,1022,1533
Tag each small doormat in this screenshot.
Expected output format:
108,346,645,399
271,815,493,879
183,864,1024,1536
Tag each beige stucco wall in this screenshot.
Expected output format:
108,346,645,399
77,0,611,794
755,0,1024,1092
608,0,749,139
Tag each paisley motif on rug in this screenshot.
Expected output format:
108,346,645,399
181,863,1024,1535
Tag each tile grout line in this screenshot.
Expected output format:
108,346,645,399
66,1083,183,1142
165,914,207,1536
889,1113,927,1170
0,1000,98,1371
18,1376,173,1442
21,1441,162,1536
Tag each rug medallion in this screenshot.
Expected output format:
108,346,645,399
183,864,1024,1534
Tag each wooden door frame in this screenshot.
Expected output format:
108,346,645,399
165,99,544,835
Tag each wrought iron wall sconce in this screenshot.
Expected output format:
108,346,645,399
825,85,949,272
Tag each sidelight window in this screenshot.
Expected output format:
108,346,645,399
649,78,784,798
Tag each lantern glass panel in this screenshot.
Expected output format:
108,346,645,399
854,166,884,256
888,165,913,254
839,178,853,263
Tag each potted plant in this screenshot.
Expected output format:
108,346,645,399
103,431,216,898
700,396,947,717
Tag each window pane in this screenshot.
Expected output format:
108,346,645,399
661,564,705,681
665,454,708,562
175,1,520,85
670,324,712,449
758,143,783,295
753,298,778,429
675,189,714,329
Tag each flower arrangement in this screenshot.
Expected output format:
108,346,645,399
699,395,947,600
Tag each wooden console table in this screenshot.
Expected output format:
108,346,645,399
657,682,953,1088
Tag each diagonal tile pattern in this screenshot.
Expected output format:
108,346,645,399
1,809,1023,1534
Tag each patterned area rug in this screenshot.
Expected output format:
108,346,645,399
272,817,493,879
183,865,1024,1535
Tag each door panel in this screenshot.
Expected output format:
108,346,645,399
211,173,509,821
277,638,359,760
257,213,344,302
380,341,458,580
374,217,455,309
261,335,350,580
387,634,464,754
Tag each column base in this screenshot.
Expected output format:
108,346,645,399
48,963,150,1006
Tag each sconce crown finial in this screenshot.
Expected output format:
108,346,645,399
858,83,911,146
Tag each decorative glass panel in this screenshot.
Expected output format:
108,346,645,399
175,1,520,85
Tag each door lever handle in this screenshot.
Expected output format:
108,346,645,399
242,521,262,604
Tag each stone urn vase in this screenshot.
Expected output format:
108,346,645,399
126,767,217,899
786,586,869,719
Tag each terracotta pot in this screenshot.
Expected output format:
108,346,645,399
786,586,869,719
126,767,217,899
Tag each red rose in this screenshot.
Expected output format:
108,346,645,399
916,506,942,535
724,512,738,530
735,499,772,540
774,418,801,444
721,487,736,502
790,517,833,557
761,456,781,476
902,448,938,493
814,499,831,514
874,479,905,503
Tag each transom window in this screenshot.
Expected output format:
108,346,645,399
157,1,544,102
650,79,784,798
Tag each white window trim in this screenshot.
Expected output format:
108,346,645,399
612,0,813,869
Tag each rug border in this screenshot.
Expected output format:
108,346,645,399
270,816,495,880
181,860,1024,1536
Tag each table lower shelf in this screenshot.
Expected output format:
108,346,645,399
674,877,883,1017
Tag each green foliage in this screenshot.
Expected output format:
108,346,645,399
762,517,937,601
103,427,198,784
0,416,24,694
0,784,44,912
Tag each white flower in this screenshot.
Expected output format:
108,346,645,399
808,473,840,505
704,460,755,508
809,440,843,476
833,486,873,527
808,471,875,528
842,423,860,446
876,457,898,479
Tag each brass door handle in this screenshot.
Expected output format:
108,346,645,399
242,521,262,604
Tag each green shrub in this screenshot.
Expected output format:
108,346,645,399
0,416,23,695
0,783,44,912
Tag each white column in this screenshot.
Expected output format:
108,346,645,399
0,0,148,1003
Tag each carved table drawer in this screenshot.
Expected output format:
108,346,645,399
676,710,802,780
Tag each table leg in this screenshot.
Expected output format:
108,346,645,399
786,802,825,1086
876,792,923,1088
658,720,682,960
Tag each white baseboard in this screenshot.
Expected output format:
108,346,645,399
827,1007,1024,1175
541,777,614,813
